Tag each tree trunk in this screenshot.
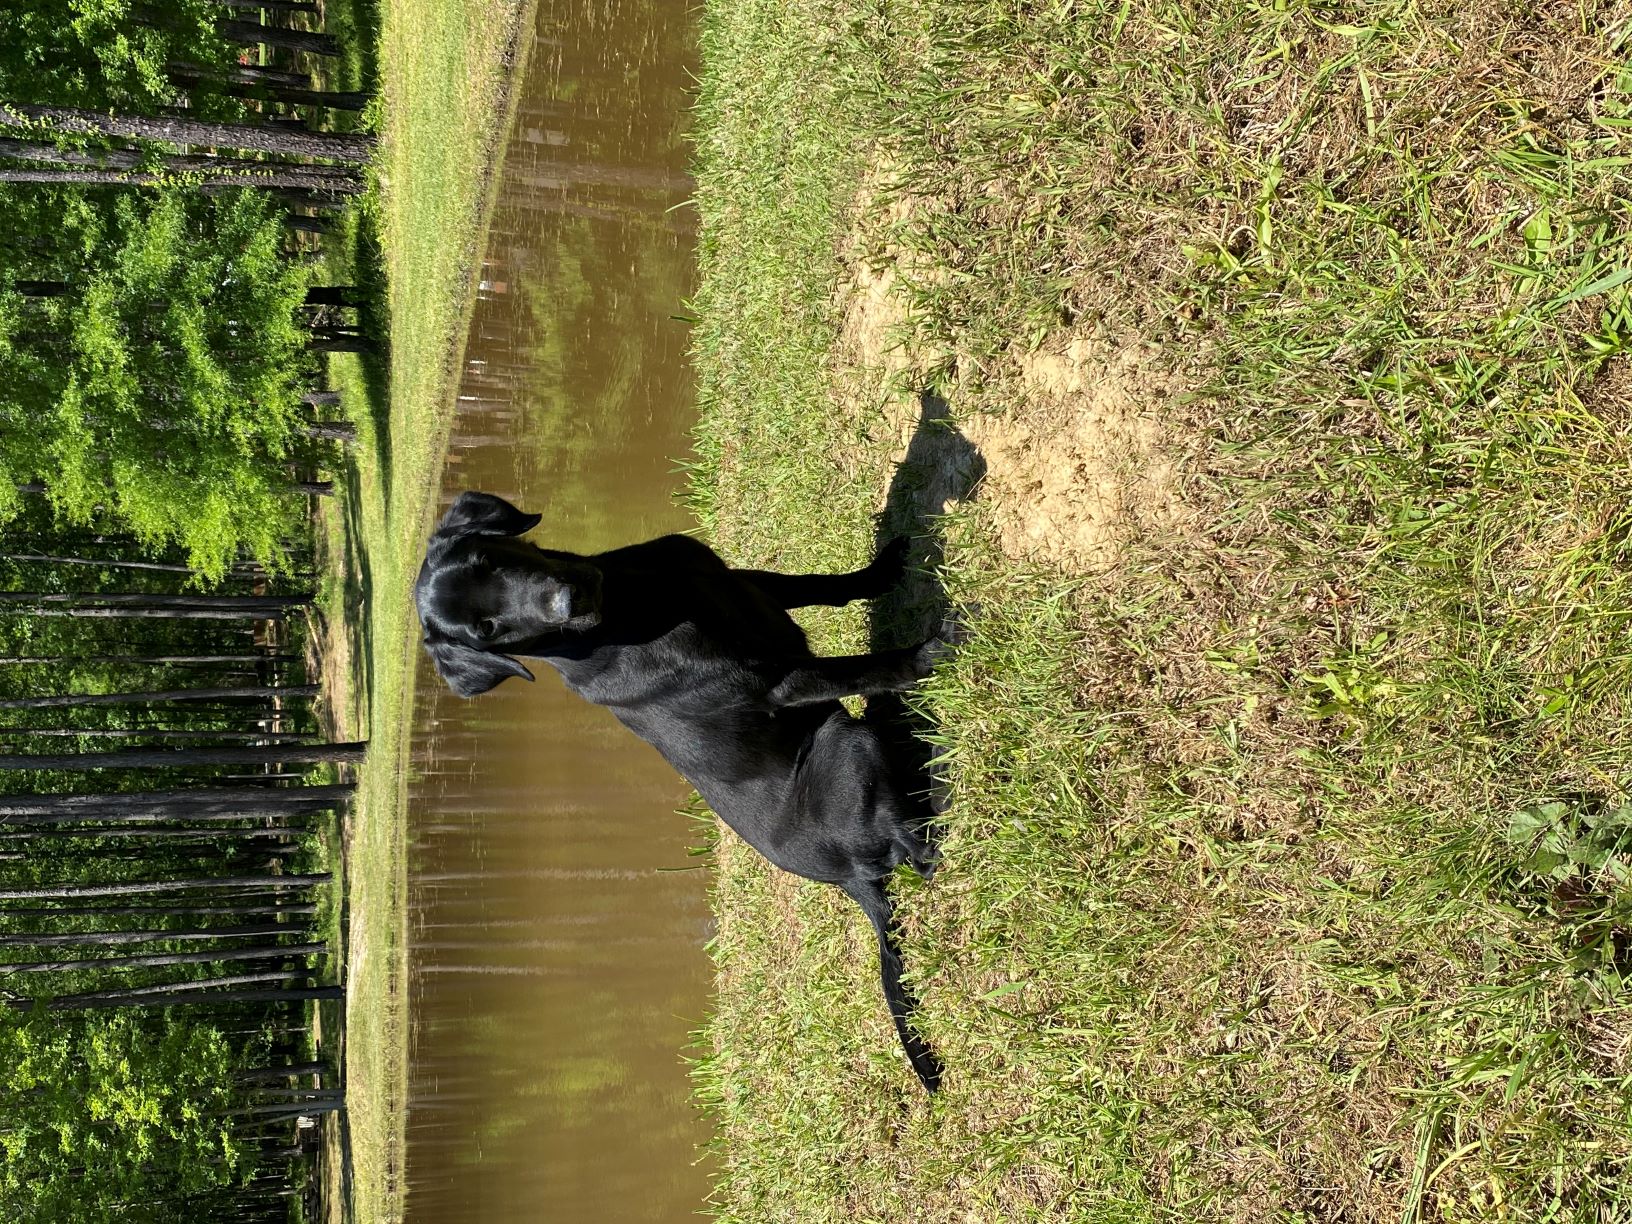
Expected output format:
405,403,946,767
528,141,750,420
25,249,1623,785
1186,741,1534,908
0,902,317,919
0,552,197,574
0,742,364,771
104,985,346,1011
0,102,374,164
241,1090,337,1109
269,186,347,213
307,334,374,354
47,968,317,998
0,591,309,621
0,591,309,610
13,974,343,1011
209,79,370,113
304,421,356,442
170,57,312,89
17,607,299,621
0,165,363,194
0,783,353,819
1,809,320,830
0,941,326,976
0,923,305,949
219,19,339,56
233,1090,344,1117
0,683,318,711
1,654,298,668
217,0,322,15
0,824,301,842
0,730,310,744
303,286,364,308
0,873,329,901
0,136,359,183
284,212,332,236
236,1060,329,1081
1,816,317,837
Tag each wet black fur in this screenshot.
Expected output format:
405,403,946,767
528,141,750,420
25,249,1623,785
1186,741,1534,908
415,491,947,1091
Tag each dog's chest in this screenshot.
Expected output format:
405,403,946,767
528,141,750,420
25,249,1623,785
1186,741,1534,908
549,626,740,707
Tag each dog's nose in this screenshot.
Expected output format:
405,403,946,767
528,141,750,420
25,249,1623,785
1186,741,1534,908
549,586,575,621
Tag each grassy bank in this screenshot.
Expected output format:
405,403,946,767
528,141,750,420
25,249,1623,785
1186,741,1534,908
314,0,539,1219
689,0,1632,1219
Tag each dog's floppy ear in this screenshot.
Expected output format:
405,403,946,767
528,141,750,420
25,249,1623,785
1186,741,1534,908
423,633,535,698
433,491,542,540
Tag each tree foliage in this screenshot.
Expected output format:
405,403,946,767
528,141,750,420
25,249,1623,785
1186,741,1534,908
0,4,355,1219
0,1009,246,1221
0,0,235,116
1,188,313,579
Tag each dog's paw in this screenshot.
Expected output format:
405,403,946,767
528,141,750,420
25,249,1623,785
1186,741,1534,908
911,606,977,676
937,604,977,650
910,833,942,880
868,535,912,592
912,634,957,676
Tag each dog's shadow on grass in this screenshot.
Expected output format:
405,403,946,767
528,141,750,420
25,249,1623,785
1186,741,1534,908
864,389,985,812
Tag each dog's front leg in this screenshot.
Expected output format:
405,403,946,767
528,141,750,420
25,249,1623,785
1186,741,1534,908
765,637,948,708
735,538,910,610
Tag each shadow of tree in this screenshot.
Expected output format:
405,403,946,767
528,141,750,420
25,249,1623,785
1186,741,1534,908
346,213,394,501
864,390,985,814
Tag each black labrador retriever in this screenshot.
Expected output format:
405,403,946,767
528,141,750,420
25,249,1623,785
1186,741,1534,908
415,491,949,1092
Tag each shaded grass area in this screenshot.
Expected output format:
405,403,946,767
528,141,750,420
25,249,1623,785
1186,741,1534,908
309,0,540,1220
689,0,1632,1219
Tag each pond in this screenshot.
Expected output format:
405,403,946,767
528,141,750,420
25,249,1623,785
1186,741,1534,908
401,0,711,1217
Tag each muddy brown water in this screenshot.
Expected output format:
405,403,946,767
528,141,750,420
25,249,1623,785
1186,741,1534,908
401,1,711,1218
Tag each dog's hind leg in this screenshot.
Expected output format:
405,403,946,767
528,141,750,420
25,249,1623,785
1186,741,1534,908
735,537,909,609
892,819,941,880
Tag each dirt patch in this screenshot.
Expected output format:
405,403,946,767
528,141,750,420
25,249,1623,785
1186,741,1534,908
833,193,1191,575
838,257,913,381
962,336,1186,572
835,277,1181,574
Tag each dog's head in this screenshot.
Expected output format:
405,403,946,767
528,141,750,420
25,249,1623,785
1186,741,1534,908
415,491,604,698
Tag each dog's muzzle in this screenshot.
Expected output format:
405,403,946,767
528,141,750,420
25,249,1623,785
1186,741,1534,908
549,586,576,622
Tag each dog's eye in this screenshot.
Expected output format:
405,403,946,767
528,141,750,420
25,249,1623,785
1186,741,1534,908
476,618,499,639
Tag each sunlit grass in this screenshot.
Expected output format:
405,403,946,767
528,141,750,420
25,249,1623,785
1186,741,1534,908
690,0,1632,1218
311,0,540,1220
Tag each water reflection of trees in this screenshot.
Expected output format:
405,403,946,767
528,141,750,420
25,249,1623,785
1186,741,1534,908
404,0,709,1217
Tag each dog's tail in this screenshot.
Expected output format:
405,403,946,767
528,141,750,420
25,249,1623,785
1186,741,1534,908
841,878,944,1093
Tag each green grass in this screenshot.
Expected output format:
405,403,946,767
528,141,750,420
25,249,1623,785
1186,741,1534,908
308,0,541,1220
689,0,1632,1219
